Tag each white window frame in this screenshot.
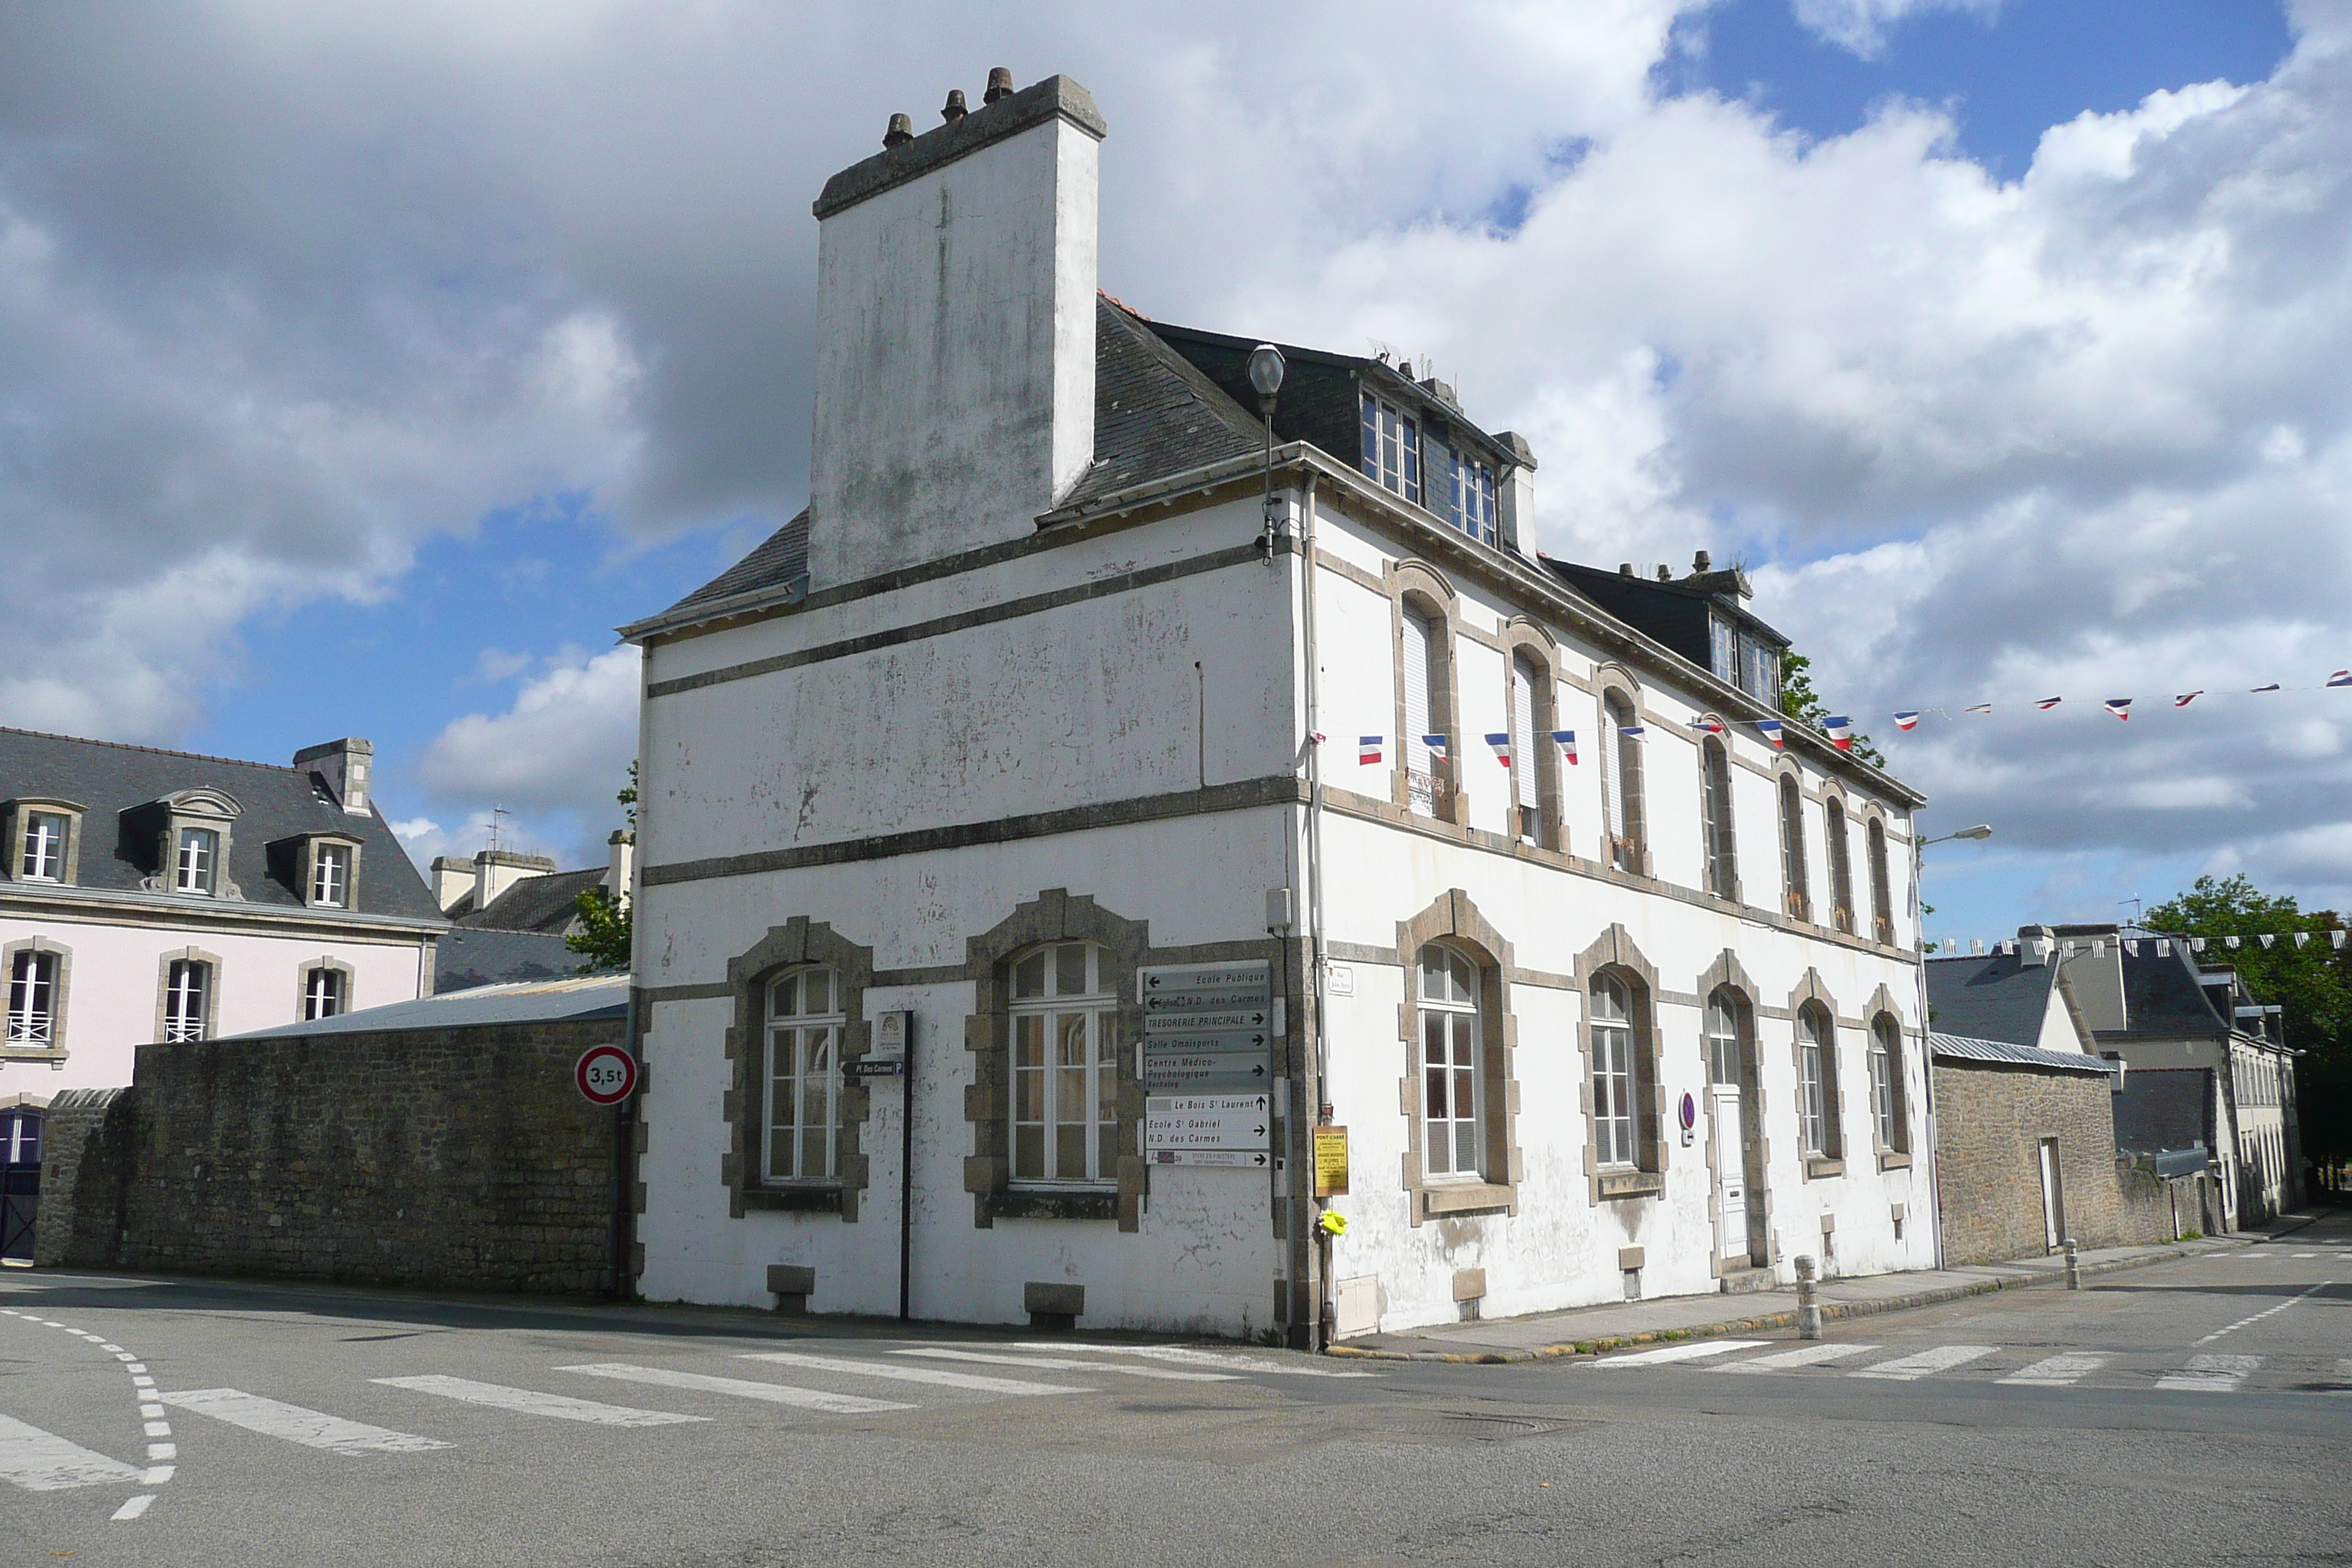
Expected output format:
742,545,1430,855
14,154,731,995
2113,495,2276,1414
20,812,67,881
764,968,843,1183
176,826,219,895
1798,1008,1835,1158
1447,447,1496,544
1591,973,1638,1169
1701,739,1738,898
1779,775,1810,921
163,958,211,1043
311,843,351,908
1707,991,1743,1088
6,950,59,1047
1601,690,1644,873
1360,391,1422,505
1402,606,1443,819
1869,1014,1905,1152
1418,943,1484,1180
1509,654,1542,843
1825,799,1855,935
1010,942,1120,1186
304,965,347,1021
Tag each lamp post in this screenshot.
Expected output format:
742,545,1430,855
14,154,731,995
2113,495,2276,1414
1248,344,1284,557
1912,822,1991,1271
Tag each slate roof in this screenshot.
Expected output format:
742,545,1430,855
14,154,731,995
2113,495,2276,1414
1924,951,2060,1049
222,974,628,1040
435,927,583,993
2113,1066,2215,1156
0,727,442,922
664,510,811,617
458,867,603,936
2114,946,2232,1039
1929,1030,2108,1075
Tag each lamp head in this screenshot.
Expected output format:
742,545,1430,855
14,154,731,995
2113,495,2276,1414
1246,343,1285,399
1956,824,1994,840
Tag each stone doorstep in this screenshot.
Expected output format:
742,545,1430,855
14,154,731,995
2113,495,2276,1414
1323,1227,2307,1365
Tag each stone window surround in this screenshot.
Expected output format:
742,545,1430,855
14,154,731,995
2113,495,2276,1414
1,935,72,1060
1397,889,1522,1225
1864,980,1914,1168
1499,620,1566,854
1820,788,1858,937
1592,666,1653,878
1788,970,1847,1178
145,790,244,900
1569,924,1667,1206
1697,731,1741,905
1862,807,1897,947
1774,762,1812,925
295,955,357,1022
1384,560,1465,826
298,833,366,911
3,799,87,886
153,946,224,1043
722,916,877,1221
1697,951,1774,1277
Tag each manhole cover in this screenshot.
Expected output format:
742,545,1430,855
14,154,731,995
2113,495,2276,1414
1385,1414,1578,1441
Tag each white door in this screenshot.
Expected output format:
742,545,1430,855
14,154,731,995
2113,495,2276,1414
2037,1137,2065,1252
1713,1087,1747,1262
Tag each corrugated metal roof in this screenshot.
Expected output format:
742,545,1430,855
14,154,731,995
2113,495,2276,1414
221,974,628,1041
1929,1031,2111,1075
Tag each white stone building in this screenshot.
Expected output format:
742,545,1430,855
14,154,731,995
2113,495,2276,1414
1,729,445,1098
621,71,1937,1342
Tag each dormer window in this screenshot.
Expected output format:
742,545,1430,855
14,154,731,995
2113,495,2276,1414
137,788,242,901
20,813,67,881
312,843,351,907
176,827,219,894
1444,448,1496,546
1709,612,1784,706
5,799,84,886
1360,392,1421,504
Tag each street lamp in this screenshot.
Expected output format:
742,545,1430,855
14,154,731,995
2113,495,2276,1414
1910,820,1990,1274
1923,824,1993,848
1248,344,1284,555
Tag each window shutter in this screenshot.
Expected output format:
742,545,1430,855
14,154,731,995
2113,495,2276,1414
1512,657,1538,810
1403,611,1433,777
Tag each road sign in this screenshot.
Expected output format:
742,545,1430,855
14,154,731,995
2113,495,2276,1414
1313,1125,1350,1196
1142,1008,1268,1036
1144,1093,1271,1151
1142,1053,1273,1094
1138,962,1270,1002
1143,1028,1270,1054
575,1044,637,1107
1150,1148,1271,1168
845,1058,904,1079
1142,987,1270,1016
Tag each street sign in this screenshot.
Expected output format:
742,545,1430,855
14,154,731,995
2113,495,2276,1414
1144,1093,1271,1151
1142,1008,1268,1036
1138,962,1270,1001
1150,1148,1271,1168
1313,1125,1350,1196
575,1044,637,1107
845,1058,904,1079
1142,1053,1273,1093
1143,1028,1270,1054
1142,987,1268,1015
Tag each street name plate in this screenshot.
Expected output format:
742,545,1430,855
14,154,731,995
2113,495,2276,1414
1138,962,1270,1002
1143,1029,1269,1055
1144,1093,1271,1151
1142,1053,1272,1093
1142,1008,1269,1036
1142,987,1269,1016
1150,1148,1271,1168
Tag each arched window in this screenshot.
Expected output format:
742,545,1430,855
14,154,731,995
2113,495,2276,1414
1797,1004,1840,1158
1706,988,1745,1088
1418,943,1485,1178
1591,974,1639,1167
162,957,213,1042
1869,1013,1908,1153
1601,690,1645,873
1509,653,1545,844
1701,738,1738,898
1867,818,1895,946
1824,798,1855,935
1011,942,1120,1185
764,968,843,1182
1402,606,1447,819
1779,775,1810,921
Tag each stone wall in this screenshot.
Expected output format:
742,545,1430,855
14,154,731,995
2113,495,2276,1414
59,1019,622,1294
1932,1061,2133,1264
34,1088,132,1267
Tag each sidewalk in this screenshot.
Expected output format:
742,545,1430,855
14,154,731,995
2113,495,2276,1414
1329,1213,2326,1363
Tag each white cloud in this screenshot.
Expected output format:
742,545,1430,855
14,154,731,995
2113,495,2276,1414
418,644,640,818
1790,0,2003,59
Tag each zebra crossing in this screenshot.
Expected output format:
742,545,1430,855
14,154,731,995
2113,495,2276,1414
1586,1335,2345,1393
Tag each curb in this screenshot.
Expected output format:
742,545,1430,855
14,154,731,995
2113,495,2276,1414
1324,1232,2283,1364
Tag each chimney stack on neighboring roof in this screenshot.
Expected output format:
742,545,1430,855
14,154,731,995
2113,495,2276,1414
984,66,1015,103
293,737,374,817
941,88,968,122
606,829,635,911
883,112,913,148
1693,549,1711,573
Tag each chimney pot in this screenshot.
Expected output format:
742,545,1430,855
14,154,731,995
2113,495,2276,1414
941,88,968,122
1618,562,1634,577
1656,565,1673,581
883,113,913,148
1693,549,1711,573
984,67,1015,104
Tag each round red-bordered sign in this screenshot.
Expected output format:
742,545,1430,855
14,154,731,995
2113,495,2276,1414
1678,1090,1697,1132
576,1044,638,1107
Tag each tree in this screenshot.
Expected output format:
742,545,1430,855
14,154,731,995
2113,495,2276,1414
2146,874,2352,1166
567,765,636,973
1779,650,1887,769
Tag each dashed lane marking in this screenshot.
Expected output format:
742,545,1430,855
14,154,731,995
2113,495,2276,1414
110,1493,156,1521
1850,1345,1998,1381
2195,1278,2336,1345
1710,1343,1878,1373
747,1350,1088,1395
2,1304,173,1516
1012,1343,1380,1377
555,1363,914,1414
373,1376,709,1427
894,1348,1236,1382
2157,1354,2260,1393
1591,1340,1770,1368
160,1389,451,1455
1998,1352,2112,1387
0,1414,146,1491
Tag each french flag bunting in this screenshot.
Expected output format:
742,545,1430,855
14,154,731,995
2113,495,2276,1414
2251,682,2282,693
1553,729,1578,765
2330,670,2352,687
1755,717,1784,747
2103,698,2132,720
1964,703,1992,715
1421,734,1450,760
1619,724,1647,739
1689,716,1727,734
1485,732,1513,766
2037,696,2063,710
1893,711,1921,731
2174,691,2201,707
1824,716,1853,751
1358,735,1383,766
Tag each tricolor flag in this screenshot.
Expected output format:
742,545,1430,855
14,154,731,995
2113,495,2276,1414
2103,698,2132,720
1485,732,1513,766
2174,692,2201,707
1553,729,1578,765
1619,724,1647,739
1756,717,1785,747
1421,734,1449,759
2037,696,2063,710
1965,703,1993,716
2330,670,2352,687
1893,711,1921,731
1689,716,1727,734
1358,735,1383,766
2251,682,2282,693
1824,716,1853,751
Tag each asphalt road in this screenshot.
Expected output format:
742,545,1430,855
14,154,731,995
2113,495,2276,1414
3,1213,2346,1567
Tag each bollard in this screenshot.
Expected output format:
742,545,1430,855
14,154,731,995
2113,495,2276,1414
2063,1237,2081,1291
1795,1254,1822,1340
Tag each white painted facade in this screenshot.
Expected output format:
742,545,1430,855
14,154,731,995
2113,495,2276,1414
625,72,1937,1341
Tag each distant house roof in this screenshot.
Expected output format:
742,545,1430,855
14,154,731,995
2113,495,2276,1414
458,867,603,936
1929,1031,2110,1075
1924,951,2062,1048
0,726,442,923
2114,945,2233,1039
222,974,628,1040
435,927,583,993
2113,1065,2215,1156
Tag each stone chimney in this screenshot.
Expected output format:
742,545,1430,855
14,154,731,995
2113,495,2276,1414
806,72,1107,587
605,829,635,910
472,848,557,916
1494,431,1537,556
293,737,375,816
428,856,476,913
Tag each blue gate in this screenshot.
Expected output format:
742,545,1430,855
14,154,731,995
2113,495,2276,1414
0,1107,39,1263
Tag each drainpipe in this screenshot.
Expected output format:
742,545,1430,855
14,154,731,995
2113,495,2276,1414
1297,472,1332,1349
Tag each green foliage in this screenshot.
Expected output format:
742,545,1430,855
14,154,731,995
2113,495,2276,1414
568,886,631,973
1778,650,1888,769
2146,873,2352,1158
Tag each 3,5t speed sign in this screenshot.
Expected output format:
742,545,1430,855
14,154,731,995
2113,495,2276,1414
576,1044,638,1107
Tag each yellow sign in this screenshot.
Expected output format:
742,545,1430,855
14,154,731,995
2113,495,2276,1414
1312,1124,1350,1197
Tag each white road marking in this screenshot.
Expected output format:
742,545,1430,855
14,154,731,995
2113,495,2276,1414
2157,1354,2260,1392
139,1404,165,1419
557,1363,913,1414
110,1493,155,1521
0,1414,146,1491
894,1347,1235,1382
141,1465,174,1485
1711,1343,1878,1373
2291,1253,2317,1258
1850,1345,1999,1381
2195,1278,2335,1344
1593,1340,1770,1368
373,1376,709,1427
2329,1357,2352,1392
146,1444,175,1461
748,1351,1087,1395
159,1389,451,1454
1998,1352,2112,1387
1011,1343,1379,1377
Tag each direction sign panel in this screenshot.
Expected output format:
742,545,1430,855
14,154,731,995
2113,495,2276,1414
1150,1148,1271,1168
1144,1093,1271,1151
1142,1008,1268,1036
1144,1028,1268,1055
1139,962,1269,1001
1142,1052,1272,1094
